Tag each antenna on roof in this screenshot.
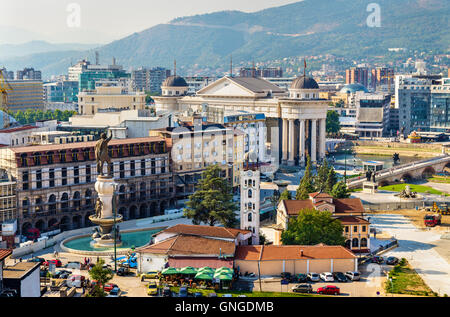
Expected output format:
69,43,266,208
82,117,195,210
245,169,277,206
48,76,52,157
174,60,177,77
304,58,307,77
230,55,233,78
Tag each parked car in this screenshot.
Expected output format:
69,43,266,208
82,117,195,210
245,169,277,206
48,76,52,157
320,272,334,282
44,259,62,267
147,283,158,296
307,272,320,282
317,285,340,295
104,283,119,292
292,284,313,294
296,274,308,283
371,256,384,264
208,293,218,297
107,287,121,297
222,294,233,297
386,257,399,265
345,272,361,281
66,275,85,288
117,267,131,276
333,272,348,283
64,262,81,270
28,257,45,264
141,271,159,281
178,287,189,298
52,270,72,278
162,287,172,297
193,292,203,298
280,272,293,282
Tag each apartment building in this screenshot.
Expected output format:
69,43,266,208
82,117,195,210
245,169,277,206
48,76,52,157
5,80,44,111
0,137,175,234
131,67,171,94
77,86,146,115
150,120,244,199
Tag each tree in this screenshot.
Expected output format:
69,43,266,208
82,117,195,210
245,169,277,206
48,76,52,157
88,259,114,296
326,110,341,135
184,164,238,227
331,181,350,199
279,189,292,201
325,168,338,194
296,156,315,200
315,160,329,192
281,209,346,246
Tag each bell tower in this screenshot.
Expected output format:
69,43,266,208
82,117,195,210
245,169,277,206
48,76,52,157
240,169,260,245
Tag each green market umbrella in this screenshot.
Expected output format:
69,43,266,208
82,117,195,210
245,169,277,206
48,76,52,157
214,273,233,281
198,267,215,274
215,267,233,275
194,272,213,280
161,267,179,275
179,267,198,275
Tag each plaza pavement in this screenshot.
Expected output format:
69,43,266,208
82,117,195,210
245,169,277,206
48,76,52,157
370,213,450,296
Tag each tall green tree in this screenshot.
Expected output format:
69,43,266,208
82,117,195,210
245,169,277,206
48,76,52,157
281,209,346,246
325,168,338,194
184,164,238,227
88,259,114,296
296,156,315,200
315,160,330,192
331,181,350,199
326,110,341,135
279,189,292,201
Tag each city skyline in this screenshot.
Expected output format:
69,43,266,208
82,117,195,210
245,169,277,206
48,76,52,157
0,0,300,44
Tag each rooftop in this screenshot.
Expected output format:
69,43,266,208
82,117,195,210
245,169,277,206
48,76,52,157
227,77,285,94
282,198,365,215
235,245,356,261
138,235,236,257
0,249,12,261
3,262,40,279
156,224,251,240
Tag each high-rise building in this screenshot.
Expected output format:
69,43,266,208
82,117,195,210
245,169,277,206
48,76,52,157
5,80,44,111
395,74,442,135
346,67,369,88
430,78,450,132
43,80,79,103
16,68,42,81
68,60,91,82
371,67,395,92
131,67,171,94
0,68,14,81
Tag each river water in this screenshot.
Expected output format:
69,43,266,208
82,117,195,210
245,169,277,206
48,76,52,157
329,153,422,170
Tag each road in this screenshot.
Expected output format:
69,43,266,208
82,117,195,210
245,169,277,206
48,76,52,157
370,213,450,296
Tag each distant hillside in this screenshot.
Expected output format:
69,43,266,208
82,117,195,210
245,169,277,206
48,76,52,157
1,0,449,77
0,41,100,59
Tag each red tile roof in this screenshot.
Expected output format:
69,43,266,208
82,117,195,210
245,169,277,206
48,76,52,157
138,235,236,257
158,224,251,240
0,249,12,261
0,125,37,134
283,198,364,215
337,216,371,225
309,192,333,199
235,245,356,261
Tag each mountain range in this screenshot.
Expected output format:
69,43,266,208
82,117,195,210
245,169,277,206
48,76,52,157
1,0,449,77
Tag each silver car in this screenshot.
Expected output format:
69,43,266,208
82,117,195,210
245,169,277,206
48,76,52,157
307,272,320,282
345,271,360,281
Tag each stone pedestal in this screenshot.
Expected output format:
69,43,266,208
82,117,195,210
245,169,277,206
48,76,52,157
363,181,379,194
90,176,124,248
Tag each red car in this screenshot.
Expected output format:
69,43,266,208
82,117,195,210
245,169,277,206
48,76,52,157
104,283,119,292
317,285,340,295
44,259,62,267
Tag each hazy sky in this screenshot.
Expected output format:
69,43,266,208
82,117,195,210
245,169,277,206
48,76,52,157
0,0,300,44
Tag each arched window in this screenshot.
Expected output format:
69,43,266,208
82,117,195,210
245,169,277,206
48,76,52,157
352,238,359,248
248,189,253,199
360,238,368,248
248,213,252,222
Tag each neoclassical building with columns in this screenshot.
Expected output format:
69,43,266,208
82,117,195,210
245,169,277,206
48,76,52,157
154,74,328,166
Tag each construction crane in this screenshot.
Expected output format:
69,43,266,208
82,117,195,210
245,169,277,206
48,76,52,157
381,73,395,93
0,69,12,129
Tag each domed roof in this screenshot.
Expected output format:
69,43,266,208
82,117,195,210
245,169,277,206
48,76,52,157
340,83,368,94
290,76,319,90
162,75,188,87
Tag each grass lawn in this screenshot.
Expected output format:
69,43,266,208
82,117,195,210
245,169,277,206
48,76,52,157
169,286,319,298
385,259,436,297
379,184,446,196
427,175,450,184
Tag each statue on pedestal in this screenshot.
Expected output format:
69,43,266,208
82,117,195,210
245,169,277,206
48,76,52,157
95,198,103,219
95,132,112,177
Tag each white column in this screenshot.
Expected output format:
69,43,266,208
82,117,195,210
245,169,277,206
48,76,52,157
311,119,317,164
288,119,295,166
319,118,326,161
299,120,306,166
282,119,288,164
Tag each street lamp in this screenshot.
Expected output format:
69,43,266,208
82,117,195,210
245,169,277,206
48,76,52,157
112,183,118,273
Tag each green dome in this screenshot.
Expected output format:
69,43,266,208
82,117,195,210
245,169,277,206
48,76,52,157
340,83,368,94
